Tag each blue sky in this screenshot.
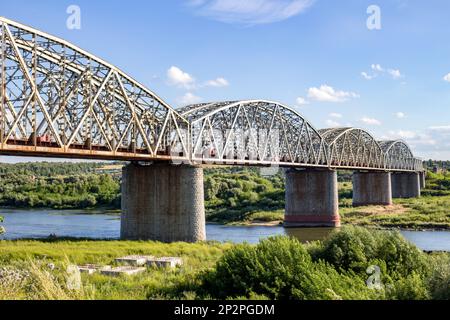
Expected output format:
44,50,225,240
0,0,449,161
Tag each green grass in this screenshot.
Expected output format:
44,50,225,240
340,196,450,230
0,239,232,300
1,229,448,300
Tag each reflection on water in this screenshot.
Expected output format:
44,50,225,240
0,209,449,252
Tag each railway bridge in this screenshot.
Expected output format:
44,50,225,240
0,18,424,242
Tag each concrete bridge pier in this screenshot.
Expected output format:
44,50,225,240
284,168,340,228
120,163,206,242
352,171,392,206
391,172,421,199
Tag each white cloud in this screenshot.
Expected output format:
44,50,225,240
394,130,416,139
443,73,450,82
361,72,375,80
167,66,229,90
326,119,341,127
188,0,315,25
329,112,342,118
371,64,384,72
383,130,437,146
363,64,404,81
381,128,450,160
204,77,229,87
429,125,450,132
167,66,195,88
296,97,309,106
395,112,406,119
388,69,403,79
360,117,382,126
307,85,359,103
177,92,202,106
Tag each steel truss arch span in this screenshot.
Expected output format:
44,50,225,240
379,140,422,171
179,100,329,167
0,17,189,161
318,127,385,170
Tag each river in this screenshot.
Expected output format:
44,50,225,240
1,209,449,252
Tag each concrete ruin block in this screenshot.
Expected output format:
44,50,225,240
100,266,146,277
77,265,112,275
114,255,154,266
146,257,183,269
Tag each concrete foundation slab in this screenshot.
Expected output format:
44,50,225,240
284,169,340,227
100,266,146,277
120,163,206,242
353,171,392,206
391,172,421,198
115,255,154,266
146,257,183,269
77,265,111,275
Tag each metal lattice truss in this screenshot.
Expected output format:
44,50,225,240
180,100,329,167
318,128,384,170
0,17,189,161
0,18,423,172
379,140,422,171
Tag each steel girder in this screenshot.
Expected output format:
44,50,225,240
0,17,189,161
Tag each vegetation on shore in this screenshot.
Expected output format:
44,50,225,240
0,162,449,230
0,162,120,209
0,227,448,300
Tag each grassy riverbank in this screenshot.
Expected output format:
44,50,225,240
0,227,448,300
230,174,450,230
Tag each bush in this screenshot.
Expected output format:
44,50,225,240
386,273,430,300
313,226,428,279
427,253,450,299
200,236,380,300
312,227,379,273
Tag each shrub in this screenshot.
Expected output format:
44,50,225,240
313,226,429,279
200,236,380,300
427,253,450,300
387,273,430,300
312,227,379,273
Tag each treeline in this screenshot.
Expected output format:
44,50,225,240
424,160,450,171
0,162,120,209
0,162,103,177
204,168,285,222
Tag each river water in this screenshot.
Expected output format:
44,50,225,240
1,209,449,252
